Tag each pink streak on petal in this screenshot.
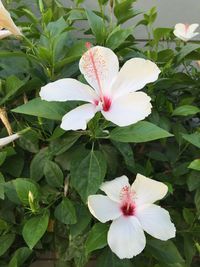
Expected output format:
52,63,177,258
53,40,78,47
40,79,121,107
184,23,189,33
81,47,106,99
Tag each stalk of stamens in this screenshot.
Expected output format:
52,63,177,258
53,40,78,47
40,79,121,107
86,44,104,101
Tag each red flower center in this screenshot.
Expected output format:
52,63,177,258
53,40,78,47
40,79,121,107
102,96,111,111
121,202,135,216
94,96,112,112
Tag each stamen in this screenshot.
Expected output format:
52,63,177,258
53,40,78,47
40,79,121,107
88,48,104,100
120,186,136,216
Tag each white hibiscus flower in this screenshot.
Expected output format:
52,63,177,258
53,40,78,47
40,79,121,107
0,0,22,39
40,45,160,131
173,23,199,42
88,174,176,259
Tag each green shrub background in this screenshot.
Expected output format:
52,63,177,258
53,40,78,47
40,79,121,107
0,0,200,266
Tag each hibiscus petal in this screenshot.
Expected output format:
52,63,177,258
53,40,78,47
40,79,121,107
100,175,130,203
173,23,199,41
111,58,160,99
136,204,176,241
131,174,168,206
0,29,12,39
79,46,119,96
101,92,152,127
174,23,186,34
40,78,98,103
88,195,122,223
0,2,21,36
61,103,96,131
189,23,199,32
108,216,146,259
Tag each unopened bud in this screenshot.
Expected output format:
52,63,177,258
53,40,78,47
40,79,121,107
28,191,38,213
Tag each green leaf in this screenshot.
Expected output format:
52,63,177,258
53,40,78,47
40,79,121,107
0,233,15,256
49,132,81,156
12,98,74,121
55,40,87,70
114,0,140,24
188,159,200,171
0,172,5,200
30,148,49,181
70,203,91,236
0,219,9,231
195,188,200,212
71,149,107,202
106,26,133,50
177,43,200,62
182,132,200,149
2,154,24,177
0,151,7,166
153,28,172,44
8,247,32,267
46,17,67,36
14,178,40,205
183,208,195,225
85,223,109,254
85,9,106,44
44,160,64,188
111,141,135,172
100,144,118,176
183,235,196,267
4,181,21,204
187,171,200,191
0,76,27,105
54,198,77,225
22,212,49,249
147,239,185,265
97,249,132,267
172,105,200,116
110,121,173,143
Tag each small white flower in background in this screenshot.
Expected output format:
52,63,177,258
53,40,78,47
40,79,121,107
0,0,22,39
0,133,20,148
40,44,160,131
88,174,176,259
173,23,199,42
